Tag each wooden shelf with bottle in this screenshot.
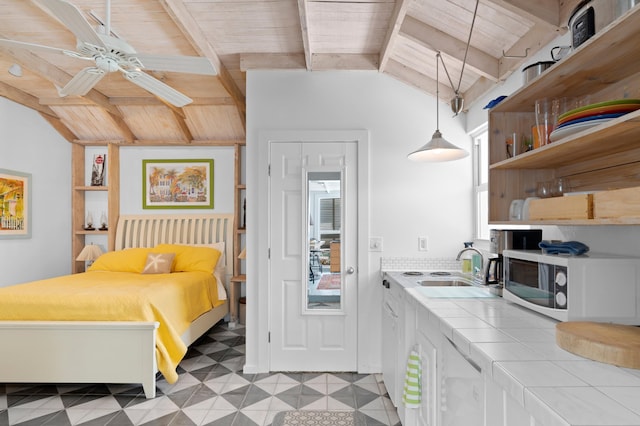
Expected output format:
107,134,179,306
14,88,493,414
488,5,640,226
71,143,119,273
228,141,246,324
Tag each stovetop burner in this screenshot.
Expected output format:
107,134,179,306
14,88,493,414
402,271,424,276
430,271,452,276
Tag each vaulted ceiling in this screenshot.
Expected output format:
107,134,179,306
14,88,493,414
0,0,579,145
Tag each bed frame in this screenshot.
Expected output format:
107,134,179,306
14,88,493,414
0,214,234,398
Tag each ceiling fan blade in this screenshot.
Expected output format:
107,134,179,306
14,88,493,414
0,38,71,57
59,67,106,96
122,70,193,107
132,54,218,76
37,0,105,48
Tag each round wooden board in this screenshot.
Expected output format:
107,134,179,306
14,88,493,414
556,321,640,369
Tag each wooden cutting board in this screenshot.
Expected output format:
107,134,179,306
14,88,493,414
556,321,640,369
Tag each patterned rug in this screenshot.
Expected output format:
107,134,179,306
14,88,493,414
272,410,364,426
317,273,341,289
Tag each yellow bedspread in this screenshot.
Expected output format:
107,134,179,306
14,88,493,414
0,270,225,384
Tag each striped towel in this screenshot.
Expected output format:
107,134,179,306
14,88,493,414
402,349,422,408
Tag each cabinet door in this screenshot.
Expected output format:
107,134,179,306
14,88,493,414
440,337,484,426
485,378,505,426
381,289,399,406
504,391,535,426
485,377,537,426
414,331,438,426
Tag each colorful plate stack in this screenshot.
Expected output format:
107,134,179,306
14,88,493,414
549,99,640,142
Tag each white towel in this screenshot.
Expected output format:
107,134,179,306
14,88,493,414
402,349,422,408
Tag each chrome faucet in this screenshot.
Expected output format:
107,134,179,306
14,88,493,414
456,247,485,280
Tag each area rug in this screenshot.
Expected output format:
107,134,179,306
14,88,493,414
272,411,364,426
317,273,341,290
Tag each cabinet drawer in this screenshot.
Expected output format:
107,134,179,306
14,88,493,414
528,194,593,220
594,186,640,219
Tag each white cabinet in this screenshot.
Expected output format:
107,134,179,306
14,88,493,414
382,276,402,407
440,336,484,426
485,377,538,426
413,315,438,426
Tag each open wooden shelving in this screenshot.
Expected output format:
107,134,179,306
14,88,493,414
488,6,640,226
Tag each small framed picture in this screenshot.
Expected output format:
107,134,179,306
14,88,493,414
0,168,32,239
142,159,214,209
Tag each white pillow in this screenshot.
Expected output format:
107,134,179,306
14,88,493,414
193,242,227,300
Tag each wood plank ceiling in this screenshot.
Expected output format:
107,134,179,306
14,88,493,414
0,0,580,145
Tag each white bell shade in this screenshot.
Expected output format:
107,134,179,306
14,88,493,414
408,130,469,162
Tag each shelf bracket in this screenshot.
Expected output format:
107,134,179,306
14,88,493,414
502,48,530,59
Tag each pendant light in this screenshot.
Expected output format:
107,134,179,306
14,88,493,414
408,0,479,162
408,52,469,162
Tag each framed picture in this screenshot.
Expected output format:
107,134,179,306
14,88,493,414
0,168,32,239
143,159,214,209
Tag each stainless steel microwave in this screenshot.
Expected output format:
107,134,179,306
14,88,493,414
503,249,640,324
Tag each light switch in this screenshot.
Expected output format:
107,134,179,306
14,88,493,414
418,237,429,251
369,237,383,252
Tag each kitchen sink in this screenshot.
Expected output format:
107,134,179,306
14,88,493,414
417,280,472,287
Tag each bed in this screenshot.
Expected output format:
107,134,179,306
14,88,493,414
0,214,234,398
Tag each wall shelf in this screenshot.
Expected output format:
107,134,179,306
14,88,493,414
71,144,119,273
488,6,640,225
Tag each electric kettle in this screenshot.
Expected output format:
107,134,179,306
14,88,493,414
485,256,503,284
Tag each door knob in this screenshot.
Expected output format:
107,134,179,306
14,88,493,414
346,267,355,274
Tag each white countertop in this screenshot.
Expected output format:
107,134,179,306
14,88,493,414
384,271,640,426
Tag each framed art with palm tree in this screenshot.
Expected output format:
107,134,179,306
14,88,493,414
0,168,31,238
142,159,214,209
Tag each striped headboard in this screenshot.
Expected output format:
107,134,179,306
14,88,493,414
114,214,234,276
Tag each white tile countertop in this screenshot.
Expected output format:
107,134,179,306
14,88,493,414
384,271,640,426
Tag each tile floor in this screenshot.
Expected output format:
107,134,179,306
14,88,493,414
0,322,401,426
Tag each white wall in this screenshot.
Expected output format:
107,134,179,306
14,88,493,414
245,70,473,373
466,30,640,257
0,97,71,286
118,146,234,214
81,145,236,252
0,98,236,286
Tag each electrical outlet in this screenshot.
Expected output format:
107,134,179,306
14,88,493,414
418,236,429,251
369,237,383,252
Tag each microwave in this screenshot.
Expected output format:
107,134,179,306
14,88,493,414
503,249,640,324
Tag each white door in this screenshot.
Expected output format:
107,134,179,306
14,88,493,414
269,141,358,371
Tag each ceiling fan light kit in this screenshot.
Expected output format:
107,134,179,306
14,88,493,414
0,0,218,107
8,63,23,77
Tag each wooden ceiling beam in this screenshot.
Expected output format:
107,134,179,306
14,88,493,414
498,23,565,80
240,53,306,71
383,58,456,101
297,0,312,70
0,43,123,118
240,53,378,71
108,139,244,147
0,81,57,117
108,112,136,144
39,113,77,142
160,0,246,127
312,54,378,70
38,96,240,107
400,16,499,82
170,108,193,142
486,0,562,28
0,36,137,143
379,0,411,72
460,76,499,111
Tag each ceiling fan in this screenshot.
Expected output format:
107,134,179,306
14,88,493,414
0,0,217,107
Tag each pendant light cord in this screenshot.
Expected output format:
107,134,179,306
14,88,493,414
438,0,479,95
435,52,440,131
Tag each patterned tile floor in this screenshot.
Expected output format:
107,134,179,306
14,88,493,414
0,322,400,426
